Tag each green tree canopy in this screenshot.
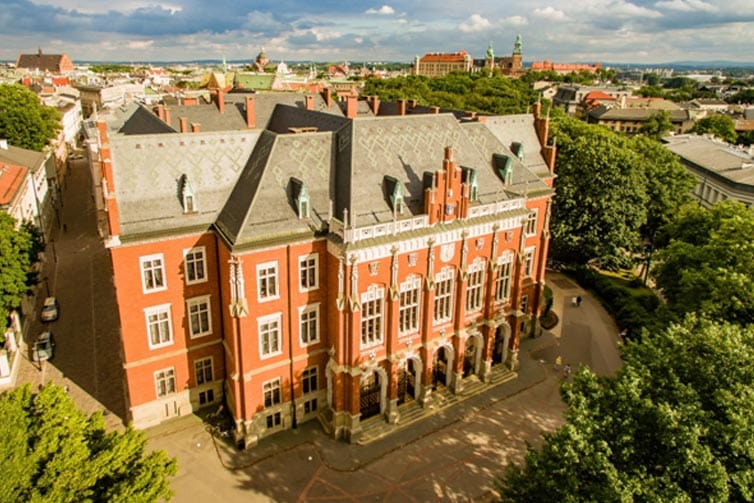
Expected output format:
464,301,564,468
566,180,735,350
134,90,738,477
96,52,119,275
361,72,539,114
0,384,177,502
549,116,648,269
653,201,754,325
638,110,673,140
0,213,35,324
690,114,737,144
0,84,61,151
499,316,754,502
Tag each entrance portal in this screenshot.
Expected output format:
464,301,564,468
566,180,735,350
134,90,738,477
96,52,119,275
397,359,417,405
463,337,478,377
432,347,449,389
492,326,509,366
360,371,382,420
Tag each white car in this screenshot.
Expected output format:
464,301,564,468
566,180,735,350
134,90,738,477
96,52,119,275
33,331,55,362
41,296,59,322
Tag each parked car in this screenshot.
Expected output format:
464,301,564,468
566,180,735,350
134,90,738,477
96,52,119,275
32,331,55,362
41,296,59,322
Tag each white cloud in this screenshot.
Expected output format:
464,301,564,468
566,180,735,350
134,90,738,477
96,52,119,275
365,5,395,15
501,15,528,26
655,0,717,12
533,6,566,20
573,0,662,18
459,14,491,32
127,40,154,49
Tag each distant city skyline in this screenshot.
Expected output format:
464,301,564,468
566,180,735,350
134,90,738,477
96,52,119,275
1,0,752,65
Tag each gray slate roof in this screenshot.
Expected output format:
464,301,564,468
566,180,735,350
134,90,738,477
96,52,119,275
663,134,754,187
109,130,260,238
0,144,47,174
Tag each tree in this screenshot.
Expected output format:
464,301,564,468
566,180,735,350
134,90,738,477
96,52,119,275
549,116,647,269
0,384,177,502
638,110,673,139
499,316,754,502
690,114,737,144
0,84,61,152
653,201,754,325
630,135,695,241
0,213,36,324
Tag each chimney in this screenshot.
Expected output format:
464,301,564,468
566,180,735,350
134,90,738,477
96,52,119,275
216,89,225,114
533,101,542,119
164,107,171,126
397,99,406,116
444,146,455,163
324,90,332,108
305,95,314,110
369,95,380,116
464,111,476,119
431,106,440,114
191,123,201,133
408,99,417,109
156,105,165,121
180,117,188,133
346,95,358,119
245,96,256,128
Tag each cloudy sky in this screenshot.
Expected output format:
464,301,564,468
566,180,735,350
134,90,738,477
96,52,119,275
1,0,752,64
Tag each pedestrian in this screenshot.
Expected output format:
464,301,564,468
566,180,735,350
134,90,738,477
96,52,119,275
554,355,562,371
63,224,67,232
576,295,582,306
564,364,572,378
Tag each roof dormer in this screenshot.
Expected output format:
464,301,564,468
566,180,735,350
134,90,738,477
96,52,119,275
493,154,513,185
180,174,197,213
511,141,524,162
384,175,406,216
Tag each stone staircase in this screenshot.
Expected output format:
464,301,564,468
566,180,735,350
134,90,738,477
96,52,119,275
356,367,517,445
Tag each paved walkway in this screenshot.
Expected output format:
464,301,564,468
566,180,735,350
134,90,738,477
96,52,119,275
147,271,623,502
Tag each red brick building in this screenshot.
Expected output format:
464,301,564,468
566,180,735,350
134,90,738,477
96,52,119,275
16,49,74,74
93,93,555,446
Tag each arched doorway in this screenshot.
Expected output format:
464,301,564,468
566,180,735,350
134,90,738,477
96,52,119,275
397,358,420,405
360,370,382,420
463,335,481,378
432,347,450,389
492,324,510,366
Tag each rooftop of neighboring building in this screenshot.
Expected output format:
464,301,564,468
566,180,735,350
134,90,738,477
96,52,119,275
0,142,47,173
663,133,754,187
0,161,29,206
418,51,470,63
589,104,689,122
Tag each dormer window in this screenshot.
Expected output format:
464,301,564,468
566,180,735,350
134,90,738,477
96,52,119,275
464,168,479,201
493,154,514,186
385,175,406,216
289,177,310,219
180,175,197,213
511,142,524,162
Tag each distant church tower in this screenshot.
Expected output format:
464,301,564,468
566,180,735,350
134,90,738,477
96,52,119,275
511,34,523,73
484,42,495,76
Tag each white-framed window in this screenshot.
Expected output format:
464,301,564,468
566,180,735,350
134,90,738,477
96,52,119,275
302,366,318,394
194,357,213,385
263,378,281,407
184,247,207,284
521,294,529,313
266,412,282,429
524,247,536,278
466,259,485,312
399,275,421,335
299,303,320,346
154,367,176,398
360,285,384,347
299,254,318,291
304,398,318,414
433,267,455,324
257,261,279,301
145,304,173,349
258,313,282,358
495,254,513,302
187,295,212,338
140,254,166,293
525,210,538,236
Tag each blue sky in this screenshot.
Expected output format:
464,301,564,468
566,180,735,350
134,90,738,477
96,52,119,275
1,0,752,64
